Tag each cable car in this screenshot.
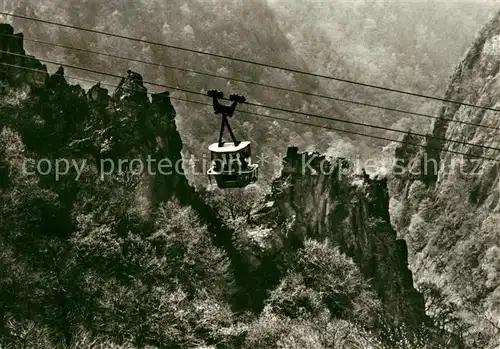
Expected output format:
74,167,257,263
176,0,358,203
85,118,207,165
206,90,258,188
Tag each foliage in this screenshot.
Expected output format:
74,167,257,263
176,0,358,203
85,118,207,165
0,74,235,348
266,239,381,327
204,185,264,223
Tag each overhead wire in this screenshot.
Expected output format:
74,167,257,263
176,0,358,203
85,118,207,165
1,11,500,113
1,61,500,163
2,50,500,154
0,32,498,131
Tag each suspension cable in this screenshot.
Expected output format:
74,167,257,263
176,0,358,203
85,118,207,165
2,51,500,153
1,32,497,131
1,11,499,112
1,61,499,162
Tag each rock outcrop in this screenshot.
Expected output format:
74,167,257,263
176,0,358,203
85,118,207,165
247,147,428,327
0,23,191,204
389,11,500,345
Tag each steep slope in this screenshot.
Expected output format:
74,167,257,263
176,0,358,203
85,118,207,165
241,147,429,332
0,23,244,348
268,1,497,123
0,23,190,199
389,11,500,346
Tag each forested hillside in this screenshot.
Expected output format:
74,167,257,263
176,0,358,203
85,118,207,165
0,23,475,348
389,12,500,348
2,0,496,185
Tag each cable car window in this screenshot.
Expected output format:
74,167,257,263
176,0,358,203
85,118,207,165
222,174,237,181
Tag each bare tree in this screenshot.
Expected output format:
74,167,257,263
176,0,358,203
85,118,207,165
205,185,264,223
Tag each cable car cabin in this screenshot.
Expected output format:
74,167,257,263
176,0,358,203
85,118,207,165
207,141,258,188
205,89,257,188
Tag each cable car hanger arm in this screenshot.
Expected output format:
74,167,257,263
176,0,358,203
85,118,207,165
207,89,246,147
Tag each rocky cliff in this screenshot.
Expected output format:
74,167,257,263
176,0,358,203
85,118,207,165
390,11,500,346
245,147,429,330
0,23,191,202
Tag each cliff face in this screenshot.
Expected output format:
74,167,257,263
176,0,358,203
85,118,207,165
0,23,190,205
389,11,500,343
247,147,427,327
